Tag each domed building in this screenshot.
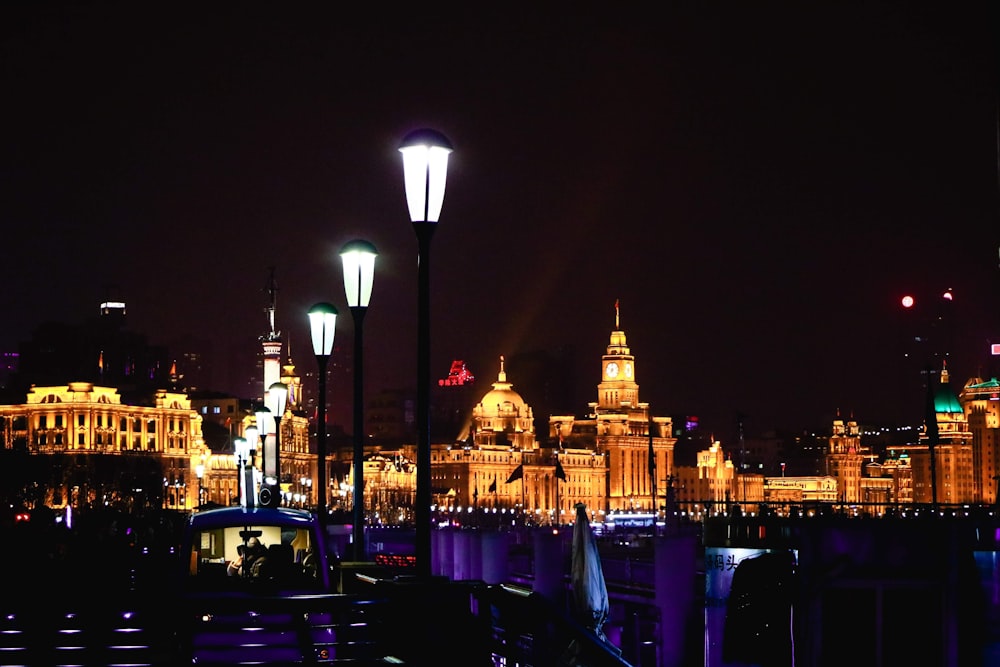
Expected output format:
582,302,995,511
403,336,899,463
465,356,534,450
427,357,602,525
907,361,974,504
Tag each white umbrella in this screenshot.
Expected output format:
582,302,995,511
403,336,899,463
571,502,610,642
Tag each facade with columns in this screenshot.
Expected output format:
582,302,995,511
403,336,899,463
903,363,974,504
427,356,601,525
0,382,207,511
549,304,676,514
960,375,1000,504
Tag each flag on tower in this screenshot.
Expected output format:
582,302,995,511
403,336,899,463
505,464,524,484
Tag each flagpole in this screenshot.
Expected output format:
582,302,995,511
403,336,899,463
555,471,559,527
521,468,525,526
648,416,657,521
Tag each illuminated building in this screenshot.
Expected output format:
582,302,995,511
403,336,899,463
763,476,838,504
673,440,736,516
0,382,206,511
362,450,416,524
247,270,313,507
549,302,675,514
903,363,974,504
429,356,602,525
873,451,913,505
826,412,865,503
959,375,1000,503
275,354,314,507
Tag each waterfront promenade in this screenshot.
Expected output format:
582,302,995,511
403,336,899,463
5,506,1000,666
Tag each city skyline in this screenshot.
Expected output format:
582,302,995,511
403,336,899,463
2,4,998,439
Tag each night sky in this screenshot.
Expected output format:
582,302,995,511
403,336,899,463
2,4,998,440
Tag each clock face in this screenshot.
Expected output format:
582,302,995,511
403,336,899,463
624,362,633,378
606,362,619,378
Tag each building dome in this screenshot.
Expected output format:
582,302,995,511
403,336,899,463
477,356,528,418
466,356,535,449
933,363,964,414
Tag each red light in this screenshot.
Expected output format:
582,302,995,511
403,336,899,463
901,295,914,308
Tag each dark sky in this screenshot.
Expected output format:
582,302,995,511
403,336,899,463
2,4,998,440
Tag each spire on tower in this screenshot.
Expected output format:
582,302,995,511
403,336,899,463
614,298,620,329
263,267,280,342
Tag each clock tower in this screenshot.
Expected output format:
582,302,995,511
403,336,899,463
598,299,639,411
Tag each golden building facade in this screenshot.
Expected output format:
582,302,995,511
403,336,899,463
549,303,675,514
0,382,206,511
826,413,865,504
959,376,1000,504
906,365,974,504
423,357,605,525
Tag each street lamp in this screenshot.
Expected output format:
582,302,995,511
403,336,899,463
400,127,452,578
237,432,256,508
263,382,289,508
195,450,207,507
308,301,338,524
340,239,378,561
255,405,275,506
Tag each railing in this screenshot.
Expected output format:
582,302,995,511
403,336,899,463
353,575,634,667
1,577,635,667
176,592,405,666
0,595,174,666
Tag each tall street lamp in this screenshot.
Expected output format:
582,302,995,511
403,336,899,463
264,382,289,508
400,127,452,578
234,436,248,507
241,428,259,508
340,239,377,561
255,405,274,506
308,302,338,524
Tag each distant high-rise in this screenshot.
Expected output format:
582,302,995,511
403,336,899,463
5,298,170,401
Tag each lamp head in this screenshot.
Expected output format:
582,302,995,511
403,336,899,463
339,240,378,309
308,302,339,356
267,382,288,417
254,407,273,436
399,128,452,224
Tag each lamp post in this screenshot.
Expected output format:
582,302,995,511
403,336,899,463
255,405,274,506
238,431,256,508
308,302,338,524
300,477,313,508
234,436,246,507
195,452,206,507
400,128,452,578
263,382,289,508
340,239,378,561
